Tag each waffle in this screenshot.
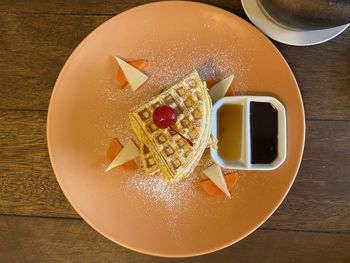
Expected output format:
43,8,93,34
129,70,212,183
140,143,159,175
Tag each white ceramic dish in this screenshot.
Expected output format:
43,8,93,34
211,96,287,170
241,0,349,46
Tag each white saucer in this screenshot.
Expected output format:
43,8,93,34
241,0,349,46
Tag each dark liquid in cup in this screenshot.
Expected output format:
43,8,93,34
250,102,278,164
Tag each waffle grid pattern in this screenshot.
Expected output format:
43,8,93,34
129,70,212,182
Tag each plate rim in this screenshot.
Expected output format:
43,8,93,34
47,0,306,257
241,0,350,46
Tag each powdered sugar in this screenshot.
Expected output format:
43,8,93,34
95,31,245,226
128,173,197,209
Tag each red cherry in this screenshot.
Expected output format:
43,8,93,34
153,105,177,129
153,105,193,147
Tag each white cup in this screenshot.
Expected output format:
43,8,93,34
211,96,287,171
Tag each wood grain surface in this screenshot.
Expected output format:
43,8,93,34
0,12,349,119
1,215,350,263
0,0,349,262
0,0,246,16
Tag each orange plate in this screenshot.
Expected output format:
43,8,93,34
47,1,305,257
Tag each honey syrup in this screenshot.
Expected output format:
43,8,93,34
217,104,243,161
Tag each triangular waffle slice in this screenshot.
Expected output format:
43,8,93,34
129,70,212,183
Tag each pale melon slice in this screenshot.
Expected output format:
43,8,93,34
114,56,148,91
202,163,231,198
105,139,140,172
208,74,234,103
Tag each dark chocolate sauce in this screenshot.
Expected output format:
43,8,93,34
250,102,278,164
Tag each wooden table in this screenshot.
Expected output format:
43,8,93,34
0,1,349,262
